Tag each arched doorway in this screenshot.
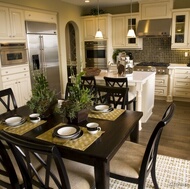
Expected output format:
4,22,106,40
65,21,80,81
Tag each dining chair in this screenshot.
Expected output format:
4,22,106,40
81,75,97,95
110,103,175,189
104,77,136,110
96,85,128,109
0,131,95,189
0,88,18,112
0,139,21,189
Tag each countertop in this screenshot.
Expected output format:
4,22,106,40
168,63,190,69
95,70,156,83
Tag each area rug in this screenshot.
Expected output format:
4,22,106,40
110,154,190,189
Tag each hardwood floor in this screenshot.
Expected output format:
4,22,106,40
139,100,190,160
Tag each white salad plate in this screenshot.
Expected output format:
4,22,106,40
5,116,26,127
90,104,113,113
53,125,81,139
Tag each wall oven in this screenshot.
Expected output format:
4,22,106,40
0,43,27,66
85,41,107,69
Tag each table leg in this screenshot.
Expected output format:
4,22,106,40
94,160,109,189
130,122,139,143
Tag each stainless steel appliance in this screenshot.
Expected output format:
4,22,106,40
0,43,27,66
134,62,170,75
85,41,107,69
25,21,61,96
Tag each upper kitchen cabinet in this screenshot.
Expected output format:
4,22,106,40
139,0,173,19
112,13,142,49
0,7,25,41
82,14,112,40
24,11,57,23
171,10,189,49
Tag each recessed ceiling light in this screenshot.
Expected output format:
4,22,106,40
85,0,90,3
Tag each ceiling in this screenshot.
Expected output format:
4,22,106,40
61,0,140,8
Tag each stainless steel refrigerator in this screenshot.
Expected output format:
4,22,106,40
25,21,61,97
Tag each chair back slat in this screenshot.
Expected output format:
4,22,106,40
0,88,18,112
0,131,71,189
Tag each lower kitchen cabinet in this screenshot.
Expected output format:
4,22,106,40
173,69,190,98
1,65,32,107
155,75,168,96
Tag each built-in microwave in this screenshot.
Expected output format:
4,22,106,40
0,43,27,66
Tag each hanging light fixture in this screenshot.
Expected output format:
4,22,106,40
95,0,103,39
127,0,136,38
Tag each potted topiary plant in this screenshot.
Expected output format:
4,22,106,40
27,72,57,119
55,71,92,124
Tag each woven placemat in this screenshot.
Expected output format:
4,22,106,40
2,120,46,135
88,109,125,121
37,123,104,151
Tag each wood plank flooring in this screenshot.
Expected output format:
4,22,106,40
139,100,190,160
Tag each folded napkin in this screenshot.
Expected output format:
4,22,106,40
88,109,125,121
37,123,105,151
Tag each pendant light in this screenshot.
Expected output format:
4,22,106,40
127,0,136,38
95,0,103,39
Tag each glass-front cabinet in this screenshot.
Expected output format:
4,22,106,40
171,11,189,49
126,14,142,49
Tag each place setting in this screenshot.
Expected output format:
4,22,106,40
37,122,105,151
88,104,125,121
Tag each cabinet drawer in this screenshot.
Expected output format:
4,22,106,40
155,75,168,87
2,72,30,82
174,88,190,97
174,78,190,88
174,73,190,79
174,69,190,74
1,65,29,75
155,86,167,96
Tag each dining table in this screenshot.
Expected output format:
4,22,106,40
0,105,143,189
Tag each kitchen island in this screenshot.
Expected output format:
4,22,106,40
95,70,156,130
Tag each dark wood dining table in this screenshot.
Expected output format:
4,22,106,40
0,106,143,189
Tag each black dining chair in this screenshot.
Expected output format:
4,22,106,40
110,103,175,189
0,139,22,189
0,88,18,112
96,85,128,109
104,77,136,110
0,131,95,189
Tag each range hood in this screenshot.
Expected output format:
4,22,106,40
137,18,172,38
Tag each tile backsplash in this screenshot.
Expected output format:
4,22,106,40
129,38,190,64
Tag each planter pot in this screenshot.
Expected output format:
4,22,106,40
67,109,89,124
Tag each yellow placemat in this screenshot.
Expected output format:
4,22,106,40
88,109,125,121
2,120,46,135
37,123,105,151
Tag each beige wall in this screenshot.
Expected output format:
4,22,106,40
0,0,83,96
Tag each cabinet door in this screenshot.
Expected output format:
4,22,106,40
126,15,143,49
9,8,25,39
17,77,32,106
0,7,11,39
112,16,126,47
83,17,96,40
171,11,189,49
96,16,108,39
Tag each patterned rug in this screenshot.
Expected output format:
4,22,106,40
110,155,190,189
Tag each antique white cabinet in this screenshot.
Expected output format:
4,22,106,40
1,65,32,107
82,14,111,40
171,10,190,49
0,6,25,41
155,75,168,97
112,13,142,49
24,10,57,23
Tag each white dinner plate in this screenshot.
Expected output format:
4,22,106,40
95,104,110,112
5,116,26,127
53,125,81,139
